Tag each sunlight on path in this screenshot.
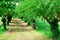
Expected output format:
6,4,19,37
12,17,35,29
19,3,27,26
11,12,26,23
0,18,52,40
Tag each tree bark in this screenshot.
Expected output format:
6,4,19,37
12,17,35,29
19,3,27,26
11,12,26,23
45,17,59,39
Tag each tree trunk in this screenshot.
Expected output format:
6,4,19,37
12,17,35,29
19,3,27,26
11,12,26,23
32,19,36,30
44,17,59,40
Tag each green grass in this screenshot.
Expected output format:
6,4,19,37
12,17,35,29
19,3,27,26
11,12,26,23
35,17,52,37
36,29,52,37
0,25,9,37
36,21,60,40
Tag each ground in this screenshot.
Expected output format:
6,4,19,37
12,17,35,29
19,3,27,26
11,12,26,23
0,18,52,40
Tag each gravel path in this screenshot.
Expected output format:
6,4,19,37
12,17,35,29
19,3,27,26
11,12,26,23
0,18,52,40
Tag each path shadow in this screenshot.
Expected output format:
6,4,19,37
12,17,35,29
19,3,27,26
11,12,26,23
8,27,31,32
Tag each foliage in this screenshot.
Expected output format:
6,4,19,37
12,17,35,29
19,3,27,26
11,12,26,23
15,0,60,26
15,0,60,27
15,0,60,21
15,0,60,38
0,0,19,16
0,0,60,39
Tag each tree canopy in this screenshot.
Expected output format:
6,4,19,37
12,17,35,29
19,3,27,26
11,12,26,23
0,0,19,16
15,0,60,21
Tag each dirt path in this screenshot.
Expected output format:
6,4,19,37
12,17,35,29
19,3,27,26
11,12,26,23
0,18,52,40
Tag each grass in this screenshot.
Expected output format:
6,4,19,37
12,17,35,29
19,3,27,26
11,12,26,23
36,28,52,37
0,25,9,37
36,21,60,40
35,18,52,37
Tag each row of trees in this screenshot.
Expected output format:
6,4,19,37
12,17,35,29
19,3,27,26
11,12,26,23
15,0,60,22
15,0,60,26
15,0,60,40
0,0,60,40
0,0,19,30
